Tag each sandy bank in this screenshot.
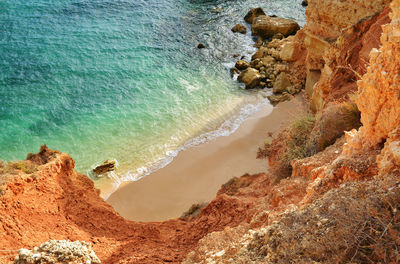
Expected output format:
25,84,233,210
106,95,306,222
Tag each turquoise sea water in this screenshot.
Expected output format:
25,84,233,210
0,0,305,195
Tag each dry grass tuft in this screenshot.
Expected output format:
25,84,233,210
246,176,400,263
0,161,38,175
258,113,316,182
180,202,208,221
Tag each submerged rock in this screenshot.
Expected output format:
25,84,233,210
93,160,115,175
14,240,101,264
237,68,262,89
231,24,247,34
244,7,266,24
197,43,206,49
252,16,300,39
211,7,223,14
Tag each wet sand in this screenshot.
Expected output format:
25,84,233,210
106,95,306,222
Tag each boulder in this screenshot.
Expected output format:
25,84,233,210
250,59,263,69
244,8,266,24
231,24,247,34
238,68,262,89
230,67,240,77
251,46,268,60
93,160,116,175
267,93,292,105
301,0,308,7
261,56,276,67
197,43,206,49
280,41,300,62
252,16,300,39
14,240,101,264
235,60,250,70
273,72,292,94
272,32,284,39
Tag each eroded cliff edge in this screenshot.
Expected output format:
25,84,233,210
1,0,400,263
185,0,400,262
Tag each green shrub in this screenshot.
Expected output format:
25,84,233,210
4,161,38,174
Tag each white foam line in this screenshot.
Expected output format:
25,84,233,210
100,90,272,200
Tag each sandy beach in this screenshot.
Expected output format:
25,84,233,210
107,95,306,222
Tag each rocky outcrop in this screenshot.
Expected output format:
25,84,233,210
234,60,250,70
303,0,391,111
185,2,400,263
305,0,391,40
93,160,116,176
14,240,101,264
355,6,400,147
232,30,306,103
252,16,300,39
244,8,266,24
231,24,246,34
273,72,291,94
237,68,262,89
310,7,391,111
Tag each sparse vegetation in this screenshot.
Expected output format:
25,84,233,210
0,160,38,175
180,202,208,221
258,100,362,182
310,101,362,153
258,113,316,181
245,178,400,263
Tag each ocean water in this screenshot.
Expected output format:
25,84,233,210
0,0,305,196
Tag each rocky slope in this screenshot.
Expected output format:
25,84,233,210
0,146,282,263
184,0,400,263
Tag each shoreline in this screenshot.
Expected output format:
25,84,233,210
96,94,271,200
106,94,306,222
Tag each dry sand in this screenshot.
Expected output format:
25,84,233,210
106,95,306,222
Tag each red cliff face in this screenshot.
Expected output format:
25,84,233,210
0,146,282,264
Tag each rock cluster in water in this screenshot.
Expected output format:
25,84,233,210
230,7,304,104
93,160,116,176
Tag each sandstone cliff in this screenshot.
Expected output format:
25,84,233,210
184,0,400,263
303,0,391,111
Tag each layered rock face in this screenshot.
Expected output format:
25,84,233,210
356,3,400,146
184,1,400,263
304,0,391,111
305,0,391,40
